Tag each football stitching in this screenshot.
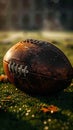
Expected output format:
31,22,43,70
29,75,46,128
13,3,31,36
8,61,29,77
24,39,43,44
7,61,63,80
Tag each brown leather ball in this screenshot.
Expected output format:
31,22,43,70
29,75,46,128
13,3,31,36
3,39,73,95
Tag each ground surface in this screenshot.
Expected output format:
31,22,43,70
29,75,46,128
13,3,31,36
0,31,73,130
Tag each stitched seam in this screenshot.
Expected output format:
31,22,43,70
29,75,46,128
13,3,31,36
24,39,43,44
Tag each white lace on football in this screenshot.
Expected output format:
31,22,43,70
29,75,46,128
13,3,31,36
8,61,29,77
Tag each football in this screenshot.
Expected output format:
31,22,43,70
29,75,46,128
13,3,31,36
3,39,73,95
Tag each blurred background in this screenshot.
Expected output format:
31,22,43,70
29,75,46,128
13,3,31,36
0,0,73,31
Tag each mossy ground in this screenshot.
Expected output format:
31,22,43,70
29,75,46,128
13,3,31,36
0,32,73,130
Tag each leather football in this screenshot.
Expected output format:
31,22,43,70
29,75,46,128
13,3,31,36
3,39,73,95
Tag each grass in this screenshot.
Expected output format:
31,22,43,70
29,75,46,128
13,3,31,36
0,31,73,130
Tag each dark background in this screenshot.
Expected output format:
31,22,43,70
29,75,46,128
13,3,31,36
0,0,73,31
